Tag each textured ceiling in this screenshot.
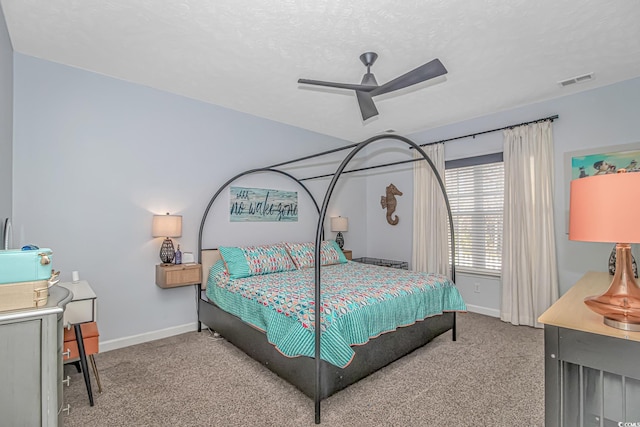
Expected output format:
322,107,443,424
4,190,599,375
2,0,640,142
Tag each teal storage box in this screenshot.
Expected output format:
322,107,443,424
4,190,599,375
0,249,54,284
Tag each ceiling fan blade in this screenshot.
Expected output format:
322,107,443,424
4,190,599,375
371,58,447,97
356,91,379,121
298,79,376,92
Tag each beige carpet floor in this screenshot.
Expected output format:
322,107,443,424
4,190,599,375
62,312,544,427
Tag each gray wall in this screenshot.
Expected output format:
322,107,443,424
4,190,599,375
0,4,12,219
364,76,640,315
12,54,361,349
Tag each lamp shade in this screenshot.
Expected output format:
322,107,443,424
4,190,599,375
152,213,182,238
331,216,348,232
569,172,640,243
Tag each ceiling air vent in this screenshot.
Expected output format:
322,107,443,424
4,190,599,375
558,72,594,87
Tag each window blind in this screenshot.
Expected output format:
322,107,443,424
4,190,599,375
445,161,504,276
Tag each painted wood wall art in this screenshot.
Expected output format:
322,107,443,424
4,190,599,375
380,183,402,225
229,186,298,222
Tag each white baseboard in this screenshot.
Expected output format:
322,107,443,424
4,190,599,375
464,304,500,318
99,307,499,353
100,322,199,353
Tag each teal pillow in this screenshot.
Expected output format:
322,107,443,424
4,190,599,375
219,244,295,279
219,246,251,279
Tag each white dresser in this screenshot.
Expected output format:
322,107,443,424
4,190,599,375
0,286,72,426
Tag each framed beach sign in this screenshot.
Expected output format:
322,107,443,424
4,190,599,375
563,142,640,232
229,186,298,222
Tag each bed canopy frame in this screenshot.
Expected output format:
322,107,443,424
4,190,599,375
197,134,456,424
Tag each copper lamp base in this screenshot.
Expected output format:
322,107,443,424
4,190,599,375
584,243,640,332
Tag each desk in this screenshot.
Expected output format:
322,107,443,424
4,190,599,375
61,280,96,325
59,280,100,406
539,271,640,426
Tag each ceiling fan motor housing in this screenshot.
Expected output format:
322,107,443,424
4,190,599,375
361,73,378,86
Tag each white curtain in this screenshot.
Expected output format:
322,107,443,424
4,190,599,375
412,143,450,276
501,121,559,328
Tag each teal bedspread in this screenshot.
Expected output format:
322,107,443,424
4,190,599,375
206,261,466,368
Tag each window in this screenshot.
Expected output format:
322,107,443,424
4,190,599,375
445,154,504,276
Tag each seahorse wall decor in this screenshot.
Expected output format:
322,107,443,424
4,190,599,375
380,183,403,225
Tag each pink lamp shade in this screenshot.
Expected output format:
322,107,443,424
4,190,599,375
569,171,640,331
569,172,640,244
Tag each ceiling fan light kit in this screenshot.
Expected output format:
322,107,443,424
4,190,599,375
298,52,447,121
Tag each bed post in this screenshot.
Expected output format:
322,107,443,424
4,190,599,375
196,283,202,332
452,312,457,341
312,134,456,424
313,140,365,424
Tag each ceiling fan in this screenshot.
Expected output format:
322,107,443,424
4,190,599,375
298,52,448,121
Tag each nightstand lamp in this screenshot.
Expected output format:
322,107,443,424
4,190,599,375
152,213,182,264
569,170,640,331
331,216,348,249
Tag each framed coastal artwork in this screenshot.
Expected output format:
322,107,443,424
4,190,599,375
566,143,640,181
563,142,640,232
229,186,298,222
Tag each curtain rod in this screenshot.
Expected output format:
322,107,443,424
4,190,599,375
414,114,559,148
298,114,558,181
268,114,558,172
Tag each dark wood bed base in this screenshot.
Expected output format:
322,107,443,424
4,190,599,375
198,295,455,399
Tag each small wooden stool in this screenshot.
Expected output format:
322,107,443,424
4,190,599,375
63,322,103,399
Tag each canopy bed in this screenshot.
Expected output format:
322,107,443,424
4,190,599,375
196,134,465,424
